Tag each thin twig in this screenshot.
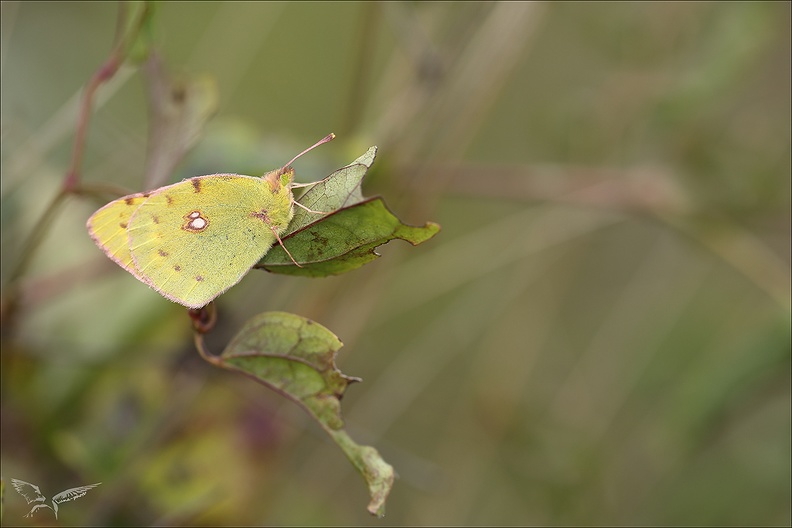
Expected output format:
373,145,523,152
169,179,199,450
3,4,149,320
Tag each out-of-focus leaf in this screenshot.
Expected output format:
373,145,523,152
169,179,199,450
258,197,441,276
120,1,155,64
217,312,394,516
142,53,218,188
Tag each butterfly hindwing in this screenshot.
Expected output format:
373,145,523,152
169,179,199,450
86,193,149,282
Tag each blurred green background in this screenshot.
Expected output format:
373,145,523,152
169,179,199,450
1,2,790,525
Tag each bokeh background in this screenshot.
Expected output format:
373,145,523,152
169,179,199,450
1,2,790,525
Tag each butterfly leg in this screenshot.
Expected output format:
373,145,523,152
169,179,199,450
269,226,302,267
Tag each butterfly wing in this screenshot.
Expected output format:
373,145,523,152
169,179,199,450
86,193,149,283
126,175,293,308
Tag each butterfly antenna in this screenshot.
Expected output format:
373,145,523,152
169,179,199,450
283,133,335,169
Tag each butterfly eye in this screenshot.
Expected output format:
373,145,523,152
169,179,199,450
279,168,295,187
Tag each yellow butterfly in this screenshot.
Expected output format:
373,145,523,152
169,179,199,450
87,134,333,309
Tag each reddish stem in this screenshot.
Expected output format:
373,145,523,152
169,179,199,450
63,52,122,193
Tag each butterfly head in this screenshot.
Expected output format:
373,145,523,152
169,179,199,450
263,133,334,193
263,166,295,193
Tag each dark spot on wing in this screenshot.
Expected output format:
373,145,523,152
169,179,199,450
152,215,160,224
166,195,174,205
191,178,202,193
120,222,128,229
158,249,169,257
174,265,181,272
251,209,269,222
195,275,204,282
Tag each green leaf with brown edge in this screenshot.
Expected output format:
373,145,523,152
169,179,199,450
259,198,441,276
257,145,439,276
286,146,377,236
218,311,395,516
